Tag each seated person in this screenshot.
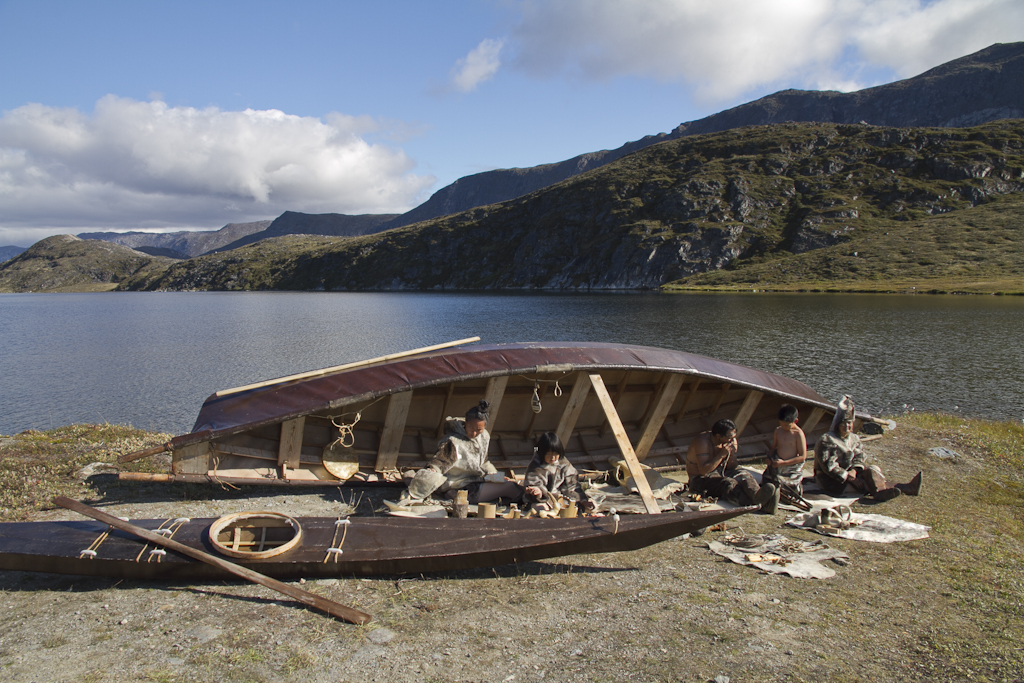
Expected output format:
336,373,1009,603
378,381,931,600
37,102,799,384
762,404,808,498
686,418,779,513
522,432,591,513
814,396,922,501
404,400,522,504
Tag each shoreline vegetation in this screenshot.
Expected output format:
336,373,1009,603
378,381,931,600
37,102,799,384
1,415,1022,680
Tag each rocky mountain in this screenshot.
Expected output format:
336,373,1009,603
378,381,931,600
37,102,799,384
0,246,27,263
78,220,273,258
210,211,399,253
120,120,1024,293
381,42,1024,231
0,235,173,293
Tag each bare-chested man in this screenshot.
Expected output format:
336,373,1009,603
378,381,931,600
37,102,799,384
686,418,779,514
762,404,807,497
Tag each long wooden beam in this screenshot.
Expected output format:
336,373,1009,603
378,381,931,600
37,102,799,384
633,374,685,461
214,337,481,398
589,374,661,515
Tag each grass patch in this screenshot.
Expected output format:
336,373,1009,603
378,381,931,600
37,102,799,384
0,424,173,519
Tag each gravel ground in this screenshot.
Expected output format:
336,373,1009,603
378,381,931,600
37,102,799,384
1,423,1023,683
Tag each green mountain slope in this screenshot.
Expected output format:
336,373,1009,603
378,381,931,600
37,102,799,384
0,235,173,293
119,120,1024,292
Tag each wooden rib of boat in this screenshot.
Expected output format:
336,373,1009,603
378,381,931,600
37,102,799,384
0,506,753,580
122,340,850,495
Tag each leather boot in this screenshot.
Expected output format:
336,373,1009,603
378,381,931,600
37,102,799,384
896,471,923,496
871,486,902,502
752,482,778,512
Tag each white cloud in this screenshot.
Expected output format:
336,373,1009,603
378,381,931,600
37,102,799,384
451,38,506,92
0,96,435,244
509,0,1024,102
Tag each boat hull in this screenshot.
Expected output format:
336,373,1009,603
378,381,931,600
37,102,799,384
0,506,752,580
144,342,846,486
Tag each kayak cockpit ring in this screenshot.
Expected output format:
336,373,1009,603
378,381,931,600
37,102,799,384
208,511,303,559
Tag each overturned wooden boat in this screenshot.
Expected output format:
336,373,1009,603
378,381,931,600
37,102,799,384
0,505,753,580
121,340,849,498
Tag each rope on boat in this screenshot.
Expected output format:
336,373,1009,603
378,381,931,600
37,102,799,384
79,517,130,559
324,518,351,563
327,394,388,450
134,517,189,563
208,452,241,490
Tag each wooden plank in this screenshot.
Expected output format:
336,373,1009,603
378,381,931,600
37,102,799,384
375,391,413,472
482,375,509,431
710,383,731,415
732,390,765,435
555,373,592,445
802,407,826,434
173,442,210,475
435,384,457,438
672,379,702,422
214,336,480,397
589,374,661,515
278,418,306,470
634,374,685,461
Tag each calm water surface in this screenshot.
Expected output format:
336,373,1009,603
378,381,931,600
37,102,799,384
1,291,1021,435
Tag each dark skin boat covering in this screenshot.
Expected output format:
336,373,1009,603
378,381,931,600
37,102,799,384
0,506,753,581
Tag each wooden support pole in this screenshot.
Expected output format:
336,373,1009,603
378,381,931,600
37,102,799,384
482,375,510,431
555,373,592,445
802,407,826,434
375,391,413,472
634,374,685,461
54,497,372,625
278,418,306,473
709,383,732,416
732,390,764,435
589,374,661,515
435,384,456,438
672,379,702,422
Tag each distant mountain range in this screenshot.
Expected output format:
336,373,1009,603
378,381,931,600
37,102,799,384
78,221,273,258
113,119,1024,294
73,42,1024,256
0,246,27,263
379,41,1024,231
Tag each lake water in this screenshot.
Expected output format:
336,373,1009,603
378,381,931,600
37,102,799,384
1,291,1021,435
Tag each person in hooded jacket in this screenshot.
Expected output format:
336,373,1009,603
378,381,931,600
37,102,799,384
403,400,522,504
814,395,922,501
522,432,591,513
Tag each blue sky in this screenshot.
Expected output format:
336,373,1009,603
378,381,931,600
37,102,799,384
1,0,1022,246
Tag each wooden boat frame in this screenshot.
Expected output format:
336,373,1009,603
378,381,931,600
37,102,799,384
121,340,848,514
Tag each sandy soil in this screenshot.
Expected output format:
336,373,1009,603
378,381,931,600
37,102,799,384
1,424,1023,683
